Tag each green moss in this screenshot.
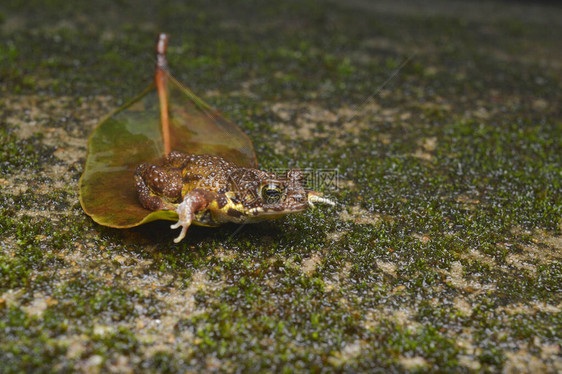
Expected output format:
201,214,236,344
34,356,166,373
142,351,186,373
0,129,54,176
0,0,561,371
0,307,70,373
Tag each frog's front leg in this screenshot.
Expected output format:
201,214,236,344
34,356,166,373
171,188,214,243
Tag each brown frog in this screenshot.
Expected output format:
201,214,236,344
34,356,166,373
135,151,335,242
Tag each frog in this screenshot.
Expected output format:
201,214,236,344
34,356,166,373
134,150,335,243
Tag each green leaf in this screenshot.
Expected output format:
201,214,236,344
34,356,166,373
79,78,257,228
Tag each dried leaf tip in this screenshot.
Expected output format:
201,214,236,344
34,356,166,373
156,33,169,72
155,33,171,156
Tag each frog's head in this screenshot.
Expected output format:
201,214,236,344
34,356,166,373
228,168,335,220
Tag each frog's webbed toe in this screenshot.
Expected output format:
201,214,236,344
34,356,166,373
171,189,211,243
307,191,336,208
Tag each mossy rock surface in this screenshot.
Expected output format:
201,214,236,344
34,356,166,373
0,0,561,372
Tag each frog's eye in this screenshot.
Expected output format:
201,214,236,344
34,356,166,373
261,183,283,204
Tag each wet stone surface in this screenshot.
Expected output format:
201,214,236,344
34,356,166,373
0,0,561,372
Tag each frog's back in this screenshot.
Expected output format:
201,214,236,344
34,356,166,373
164,151,238,197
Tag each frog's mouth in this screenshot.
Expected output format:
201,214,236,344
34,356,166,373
247,204,308,217
246,191,335,217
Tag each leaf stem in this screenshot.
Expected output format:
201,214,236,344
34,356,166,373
156,33,171,156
